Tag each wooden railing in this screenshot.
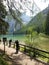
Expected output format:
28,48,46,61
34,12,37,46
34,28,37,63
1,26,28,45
0,38,49,59
19,44,49,59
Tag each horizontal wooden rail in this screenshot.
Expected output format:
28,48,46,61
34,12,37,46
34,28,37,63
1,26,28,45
19,44,49,59
19,44,49,54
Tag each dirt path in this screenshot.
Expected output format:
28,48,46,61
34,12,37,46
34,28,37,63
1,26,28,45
0,43,47,65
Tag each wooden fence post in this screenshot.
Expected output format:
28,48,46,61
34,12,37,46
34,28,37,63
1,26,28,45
9,39,12,47
24,46,26,53
0,39,1,44
3,37,7,54
33,48,36,58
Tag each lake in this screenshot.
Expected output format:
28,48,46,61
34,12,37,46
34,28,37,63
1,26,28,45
0,34,26,41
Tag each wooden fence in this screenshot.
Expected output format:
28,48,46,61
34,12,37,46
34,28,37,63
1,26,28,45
19,44,49,59
0,38,49,59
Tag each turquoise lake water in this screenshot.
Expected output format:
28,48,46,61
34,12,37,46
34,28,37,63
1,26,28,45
0,35,26,41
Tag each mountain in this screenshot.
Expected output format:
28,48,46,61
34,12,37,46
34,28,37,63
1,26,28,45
5,6,49,34
28,6,49,25
21,13,31,24
17,6,49,34
27,6,48,28
5,12,31,34
5,15,22,34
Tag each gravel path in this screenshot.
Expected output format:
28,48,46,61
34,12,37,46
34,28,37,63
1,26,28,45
0,43,46,65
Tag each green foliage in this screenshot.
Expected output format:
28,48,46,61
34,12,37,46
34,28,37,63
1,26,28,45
0,19,9,34
0,56,8,65
0,0,7,18
0,0,9,34
7,0,23,33
25,27,38,47
17,11,46,34
45,9,49,35
28,12,46,33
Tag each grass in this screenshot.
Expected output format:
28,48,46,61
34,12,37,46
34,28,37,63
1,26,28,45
25,33,49,52
0,57,8,65
24,33,49,62
33,34,49,52
0,53,8,65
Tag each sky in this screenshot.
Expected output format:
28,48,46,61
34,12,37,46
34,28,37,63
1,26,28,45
15,0,49,16
20,0,49,23
25,0,49,16
34,0,49,10
3,0,49,23
4,0,49,16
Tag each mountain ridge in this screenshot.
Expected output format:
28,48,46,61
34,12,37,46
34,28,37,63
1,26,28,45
16,6,49,34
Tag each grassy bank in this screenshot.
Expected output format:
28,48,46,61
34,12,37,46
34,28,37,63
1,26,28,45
33,34,49,52
25,33,49,52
